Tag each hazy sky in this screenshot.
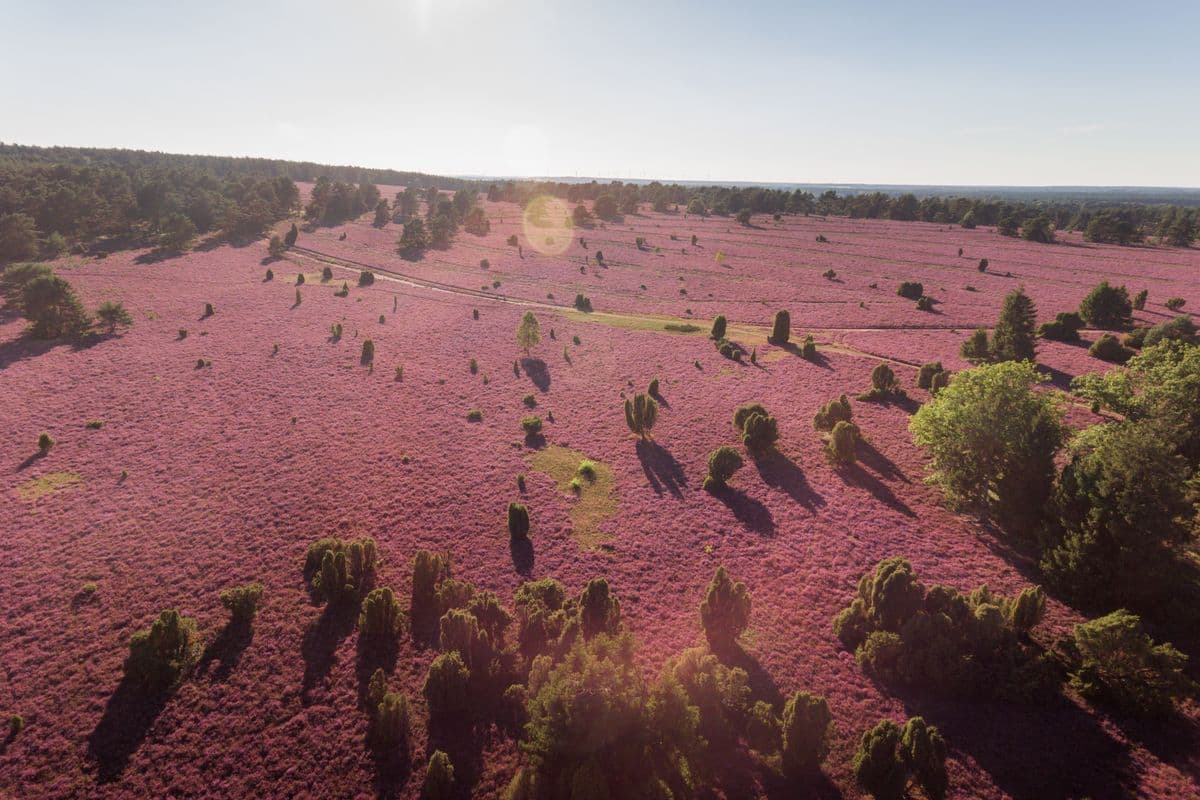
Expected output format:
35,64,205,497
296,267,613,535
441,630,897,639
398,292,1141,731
3,0,1198,186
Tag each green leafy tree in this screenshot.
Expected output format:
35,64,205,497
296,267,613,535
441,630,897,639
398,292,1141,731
1070,610,1188,717
21,274,90,339
699,567,751,649
421,750,455,800
95,300,133,334
1079,281,1132,328
624,393,658,439
0,213,40,263
910,361,1065,524
517,311,541,353
398,217,431,255
781,692,833,776
1021,215,1055,243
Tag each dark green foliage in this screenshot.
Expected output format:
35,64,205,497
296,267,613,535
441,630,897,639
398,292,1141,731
265,268,273,281
826,420,859,464
1084,211,1143,245
732,403,778,454
1164,297,1185,311
800,335,817,359
20,274,90,339
699,567,751,649
398,217,431,254
853,717,948,800
781,692,832,776
372,690,411,754
360,339,374,364
422,750,455,800
219,583,263,623
1089,334,1133,363
284,223,298,247
916,295,934,311
573,293,592,312
768,309,790,345
859,363,903,400
1038,311,1084,342
514,578,569,657
578,578,622,639
978,258,988,272
295,273,305,285
916,362,944,389
360,587,405,643
268,235,286,258
703,446,744,491
37,432,54,453
896,282,924,300
0,213,40,262
1144,316,1196,347
1069,610,1188,717
358,270,375,287
412,550,452,624
159,213,197,251
305,536,378,603
1079,281,1132,328
8,715,23,738
647,377,660,397
95,301,133,334
321,266,333,281
991,288,1038,362
0,262,51,311
960,328,991,363
424,651,471,721
822,268,837,280
813,394,852,430
1021,215,1055,243
522,416,543,436
124,609,200,689
709,314,727,340
522,394,537,408
623,393,658,439
1132,288,1147,310
593,193,618,220
508,502,531,541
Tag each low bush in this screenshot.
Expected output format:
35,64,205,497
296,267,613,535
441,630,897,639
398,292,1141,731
897,282,924,300
358,270,375,287
960,328,991,362
361,339,375,364
37,432,53,453
360,586,406,644
1144,315,1196,346
703,446,744,491
295,273,305,286
573,294,592,312
1038,312,1085,342
521,416,543,436
801,335,817,359
825,420,859,464
858,363,904,401
1068,610,1187,717
508,502,531,541
1089,334,1133,363
219,583,263,623
823,269,836,280
734,403,779,454
813,394,852,430
1164,297,1185,311
1132,289,1148,310
204,303,214,317
916,296,934,312
853,717,948,800
978,258,988,272
124,609,200,689
304,536,378,603
781,691,833,776
916,362,944,390
321,266,333,281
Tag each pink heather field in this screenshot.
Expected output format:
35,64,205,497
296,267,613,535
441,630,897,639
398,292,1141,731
3,188,1199,800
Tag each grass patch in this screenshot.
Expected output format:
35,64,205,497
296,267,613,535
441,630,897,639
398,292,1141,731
17,471,83,502
527,446,617,550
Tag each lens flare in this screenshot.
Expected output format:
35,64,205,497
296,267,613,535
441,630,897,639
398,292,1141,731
522,194,573,256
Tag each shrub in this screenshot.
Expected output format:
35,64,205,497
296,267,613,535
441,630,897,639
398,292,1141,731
268,235,286,258
648,377,660,396
897,282,924,300
826,420,859,464
521,416,543,436
21,274,90,339
422,750,455,800
1038,311,1084,342
709,314,727,340
521,394,537,409
1069,610,1187,717
469,358,478,375
412,550,452,624
853,717,948,800
37,432,54,453
95,301,133,334
781,692,833,776
916,295,934,311
507,234,519,247
859,363,903,400
284,223,298,247
508,502,530,541
295,273,305,286
1144,315,1197,347
623,393,658,439
800,335,816,359
124,609,200,689
960,328,991,363
360,586,405,644
768,309,790,345
703,446,744,491
573,293,593,312
425,651,471,722
823,268,837,280
334,282,348,297
360,339,375,364
699,567,751,649
372,690,411,754
1164,297,1186,311
399,218,431,254
577,460,597,480
1089,333,1133,363
813,394,852,430
219,583,263,623
910,361,1064,521
815,234,828,243
8,715,23,738
517,311,541,352
916,362,944,390
579,578,622,638
265,268,273,281
1132,289,1148,310
733,403,778,454
358,270,375,287
1021,215,1055,243
1079,281,1132,328
978,258,988,272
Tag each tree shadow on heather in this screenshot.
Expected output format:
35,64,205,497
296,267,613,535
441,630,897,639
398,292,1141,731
711,485,775,536
636,439,688,498
700,746,842,800
510,537,534,577
0,330,104,373
300,602,358,704
370,740,412,800
521,357,550,392
855,438,909,483
194,617,254,682
752,451,824,511
776,342,832,370
427,715,486,798
1036,364,1076,392
86,677,171,783
891,688,1139,800
839,462,915,518
133,247,188,265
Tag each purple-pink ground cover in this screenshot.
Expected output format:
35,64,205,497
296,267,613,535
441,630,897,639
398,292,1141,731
1,197,1197,798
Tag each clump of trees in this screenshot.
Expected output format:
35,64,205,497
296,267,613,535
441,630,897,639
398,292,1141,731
1038,312,1084,342
703,446,744,492
1079,282,1132,328
124,609,201,690
960,288,1038,363
733,403,779,455
858,364,905,402
624,393,658,439
303,536,379,604
853,716,948,800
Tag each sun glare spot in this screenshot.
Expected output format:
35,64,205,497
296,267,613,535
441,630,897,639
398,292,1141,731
522,195,572,256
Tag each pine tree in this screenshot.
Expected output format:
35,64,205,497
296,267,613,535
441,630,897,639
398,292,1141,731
991,287,1038,362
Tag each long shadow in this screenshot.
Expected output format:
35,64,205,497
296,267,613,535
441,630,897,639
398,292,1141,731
856,439,909,483
712,486,775,536
426,715,485,798
650,390,669,409
635,439,688,498
0,330,104,372
521,357,550,392
776,341,832,369
134,247,186,265
194,618,254,682
16,450,47,472
723,644,783,708
840,462,915,517
370,740,412,800
1036,364,1076,392
300,602,358,704
86,678,171,783
752,451,824,511
1113,707,1200,788
892,687,1139,800
510,537,534,577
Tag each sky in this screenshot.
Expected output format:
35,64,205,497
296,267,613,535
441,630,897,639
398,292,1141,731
2,0,1198,187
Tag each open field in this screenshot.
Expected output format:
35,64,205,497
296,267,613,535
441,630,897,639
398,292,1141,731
2,189,1198,799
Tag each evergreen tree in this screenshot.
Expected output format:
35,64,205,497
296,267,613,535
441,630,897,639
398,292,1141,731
991,287,1038,362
